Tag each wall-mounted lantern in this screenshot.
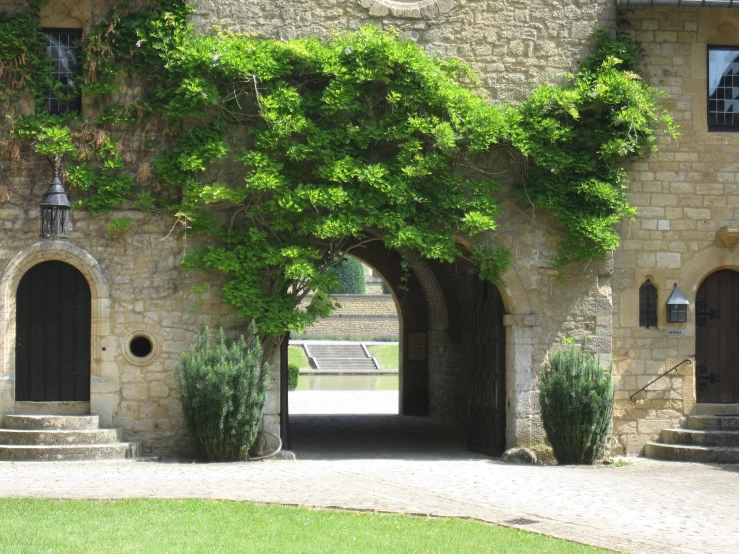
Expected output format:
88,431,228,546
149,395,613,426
40,159,70,239
667,283,689,323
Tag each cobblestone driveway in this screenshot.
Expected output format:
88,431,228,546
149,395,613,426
2,413,738,553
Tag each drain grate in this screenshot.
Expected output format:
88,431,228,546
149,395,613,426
504,517,539,526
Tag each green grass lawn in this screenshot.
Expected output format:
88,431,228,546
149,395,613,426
368,343,399,369
288,345,311,368
0,499,615,554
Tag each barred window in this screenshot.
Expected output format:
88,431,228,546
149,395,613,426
639,279,658,329
43,29,82,115
708,47,739,132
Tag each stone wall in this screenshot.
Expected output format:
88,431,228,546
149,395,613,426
191,0,616,102
297,294,399,338
613,6,739,455
0,201,245,456
0,0,629,456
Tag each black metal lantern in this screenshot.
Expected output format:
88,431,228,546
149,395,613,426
667,283,689,323
40,167,70,239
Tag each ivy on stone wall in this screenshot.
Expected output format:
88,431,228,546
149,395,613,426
0,0,676,337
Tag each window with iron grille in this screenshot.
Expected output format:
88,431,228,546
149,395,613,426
43,29,82,115
639,279,658,329
708,46,739,132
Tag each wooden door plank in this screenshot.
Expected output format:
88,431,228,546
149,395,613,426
29,266,46,401
731,271,739,402
15,273,32,401
59,263,76,401
704,272,721,403
718,271,731,402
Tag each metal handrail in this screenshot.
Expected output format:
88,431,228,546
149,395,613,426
630,359,692,402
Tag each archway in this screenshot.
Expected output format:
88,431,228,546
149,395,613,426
695,269,739,403
0,241,114,422
280,240,509,458
15,261,91,402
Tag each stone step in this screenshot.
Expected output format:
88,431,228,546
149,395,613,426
694,404,739,417
661,428,739,448
0,442,138,462
645,442,739,464
4,414,100,431
312,358,378,370
686,415,739,431
306,345,368,356
0,428,121,446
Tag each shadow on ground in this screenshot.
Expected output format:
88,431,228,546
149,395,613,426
288,414,492,461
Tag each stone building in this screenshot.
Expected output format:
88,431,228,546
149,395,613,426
0,0,737,461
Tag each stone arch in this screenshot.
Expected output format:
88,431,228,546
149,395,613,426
341,241,433,415
0,241,114,419
679,246,739,309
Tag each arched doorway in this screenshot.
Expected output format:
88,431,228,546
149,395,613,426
15,261,91,402
695,269,739,403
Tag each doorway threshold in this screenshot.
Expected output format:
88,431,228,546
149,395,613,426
13,401,90,415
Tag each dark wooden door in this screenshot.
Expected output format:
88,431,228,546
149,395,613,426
15,261,91,402
695,269,739,403
468,279,506,456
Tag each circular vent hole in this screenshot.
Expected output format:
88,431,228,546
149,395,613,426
129,336,153,358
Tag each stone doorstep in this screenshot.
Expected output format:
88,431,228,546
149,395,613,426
693,404,739,417
3,414,100,430
644,443,739,464
661,428,739,447
0,428,121,446
0,442,139,462
686,415,739,430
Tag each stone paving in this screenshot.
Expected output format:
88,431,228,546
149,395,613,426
1,394,738,554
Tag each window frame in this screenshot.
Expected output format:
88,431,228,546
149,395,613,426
639,278,658,330
707,45,739,133
42,27,83,115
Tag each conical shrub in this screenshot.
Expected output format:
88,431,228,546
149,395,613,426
539,340,614,464
175,323,268,461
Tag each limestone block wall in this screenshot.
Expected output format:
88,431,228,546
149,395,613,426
0,0,628,456
191,0,616,103
613,6,739,455
296,294,399,338
0,191,249,457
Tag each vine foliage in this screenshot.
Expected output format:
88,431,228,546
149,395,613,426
0,1,676,337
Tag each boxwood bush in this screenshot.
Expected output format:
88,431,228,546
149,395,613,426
176,324,268,461
539,340,614,464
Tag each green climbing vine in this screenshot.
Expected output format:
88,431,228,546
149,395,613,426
0,0,677,337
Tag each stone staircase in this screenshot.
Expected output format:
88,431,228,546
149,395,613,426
0,414,138,461
303,343,380,371
645,414,739,463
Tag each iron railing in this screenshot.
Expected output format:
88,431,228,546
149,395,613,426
630,359,692,402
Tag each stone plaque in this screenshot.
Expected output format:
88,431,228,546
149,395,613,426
408,332,427,361
666,329,685,336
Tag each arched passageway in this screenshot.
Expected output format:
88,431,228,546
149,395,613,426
280,240,507,458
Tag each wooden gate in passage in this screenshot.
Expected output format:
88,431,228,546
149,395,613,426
468,279,506,456
695,269,739,403
15,260,91,402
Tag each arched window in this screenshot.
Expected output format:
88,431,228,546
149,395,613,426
639,279,658,329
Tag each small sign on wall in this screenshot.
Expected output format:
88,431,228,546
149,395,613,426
666,329,685,336
408,332,427,361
